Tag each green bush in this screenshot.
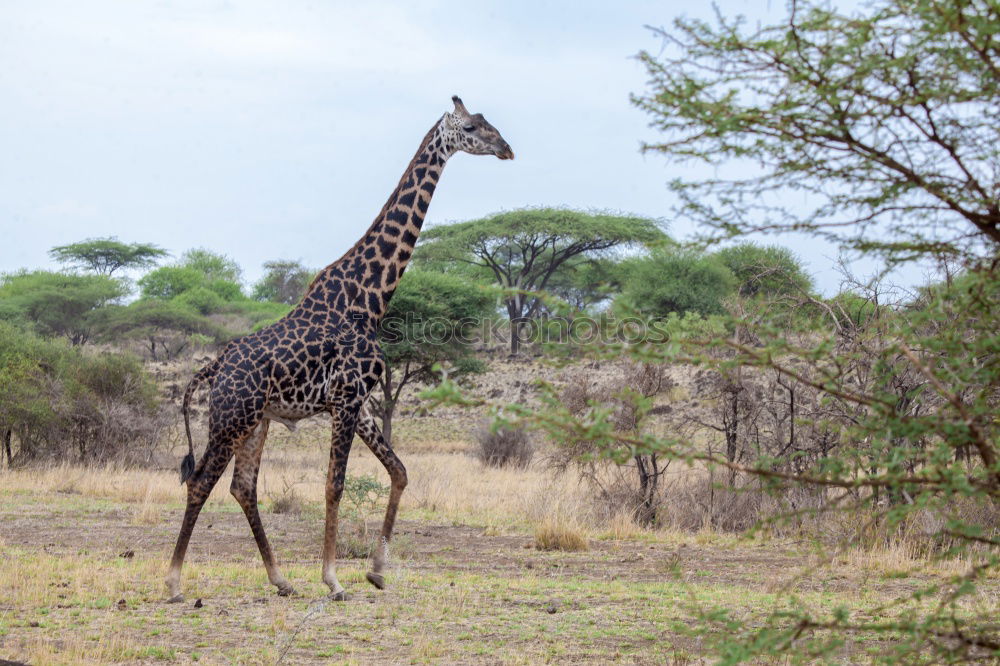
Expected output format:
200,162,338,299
223,300,294,331
138,263,245,306
173,286,224,315
615,250,736,317
96,300,230,361
712,243,812,298
206,278,245,302
0,322,166,465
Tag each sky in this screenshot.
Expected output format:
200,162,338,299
0,0,919,295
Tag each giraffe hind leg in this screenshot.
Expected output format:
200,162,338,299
229,419,296,596
356,404,407,590
165,433,239,602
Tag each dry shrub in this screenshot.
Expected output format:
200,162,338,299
661,475,768,532
475,422,534,469
3,344,170,467
337,528,375,559
534,516,589,551
825,495,1000,557
553,362,673,526
269,485,306,516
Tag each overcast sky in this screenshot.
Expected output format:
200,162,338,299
2,0,920,295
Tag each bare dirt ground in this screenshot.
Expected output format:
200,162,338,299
0,483,973,665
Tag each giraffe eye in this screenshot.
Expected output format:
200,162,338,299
462,124,475,132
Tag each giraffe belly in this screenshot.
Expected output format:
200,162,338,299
262,404,324,431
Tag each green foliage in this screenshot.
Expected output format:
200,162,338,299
48,237,167,276
252,260,314,305
712,243,812,299
541,256,625,312
178,248,243,284
223,300,294,332
828,291,882,329
137,266,204,300
0,270,127,345
371,270,495,441
632,0,1000,259
342,473,390,518
205,278,245,302
337,473,391,558
96,299,229,361
172,286,224,315
137,249,246,308
0,321,163,464
138,267,244,306
380,270,495,370
616,250,735,317
417,207,666,353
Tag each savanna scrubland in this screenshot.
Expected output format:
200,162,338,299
3,0,1000,663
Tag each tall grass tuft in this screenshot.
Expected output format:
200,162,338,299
534,516,589,551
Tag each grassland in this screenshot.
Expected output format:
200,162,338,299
2,423,995,665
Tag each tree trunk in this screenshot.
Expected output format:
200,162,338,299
2,429,12,467
634,454,660,526
505,298,525,355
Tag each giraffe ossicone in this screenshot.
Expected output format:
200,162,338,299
166,96,513,602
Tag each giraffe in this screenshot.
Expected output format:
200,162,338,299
166,96,513,603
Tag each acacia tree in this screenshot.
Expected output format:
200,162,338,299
417,208,665,354
96,300,228,361
633,0,1000,259
372,270,493,443
49,237,167,276
0,271,127,345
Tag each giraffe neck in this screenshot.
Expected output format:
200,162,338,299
300,116,457,325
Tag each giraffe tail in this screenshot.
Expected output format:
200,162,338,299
180,358,221,484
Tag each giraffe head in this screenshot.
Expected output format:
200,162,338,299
444,96,515,160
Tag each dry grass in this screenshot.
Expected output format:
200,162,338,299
3,445,996,663
534,516,589,551
837,541,993,579
0,440,599,534
2,436,989,573
130,482,162,526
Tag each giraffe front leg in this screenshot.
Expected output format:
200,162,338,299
356,405,407,590
322,406,358,601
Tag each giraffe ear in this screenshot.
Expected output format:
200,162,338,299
451,96,470,118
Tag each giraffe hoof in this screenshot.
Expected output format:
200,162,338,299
329,590,351,602
277,585,297,597
166,594,185,604
365,572,385,590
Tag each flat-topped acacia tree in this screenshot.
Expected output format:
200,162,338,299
49,237,167,276
416,208,665,354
